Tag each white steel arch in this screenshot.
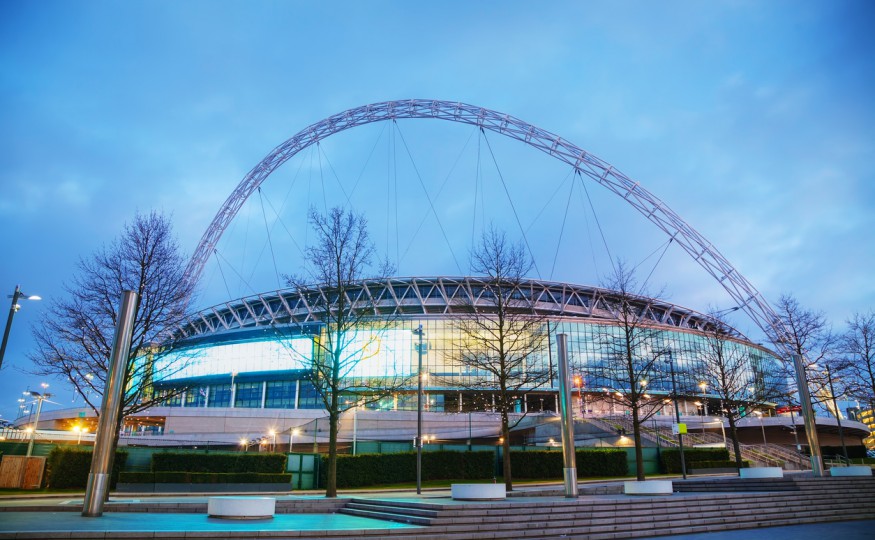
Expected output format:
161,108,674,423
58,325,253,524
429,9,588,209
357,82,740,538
186,99,787,347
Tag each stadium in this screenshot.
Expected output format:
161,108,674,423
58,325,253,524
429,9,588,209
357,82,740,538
36,276,793,448
16,100,872,462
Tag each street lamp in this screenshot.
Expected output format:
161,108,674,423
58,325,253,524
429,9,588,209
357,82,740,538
239,438,248,452
412,324,426,495
24,389,51,457
664,350,686,480
698,382,708,416
753,411,767,447
0,285,41,371
269,429,277,452
824,364,849,461
289,428,300,453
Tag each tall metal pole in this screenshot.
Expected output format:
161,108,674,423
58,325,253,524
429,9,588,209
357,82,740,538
352,401,358,456
25,393,47,457
83,290,138,517
0,285,23,371
789,408,801,451
556,333,578,497
666,351,687,480
826,365,848,460
792,354,824,476
414,324,424,495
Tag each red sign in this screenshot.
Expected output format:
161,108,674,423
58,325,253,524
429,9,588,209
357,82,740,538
776,406,802,414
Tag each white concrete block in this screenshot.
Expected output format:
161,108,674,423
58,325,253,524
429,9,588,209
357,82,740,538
207,496,275,519
623,480,673,495
739,467,783,479
451,483,506,500
829,466,873,477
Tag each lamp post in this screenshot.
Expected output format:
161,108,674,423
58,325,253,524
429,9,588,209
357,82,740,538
664,351,686,480
269,429,277,452
0,285,41,371
825,364,849,460
24,390,51,457
699,382,708,416
412,324,425,495
289,428,299,453
753,411,767,447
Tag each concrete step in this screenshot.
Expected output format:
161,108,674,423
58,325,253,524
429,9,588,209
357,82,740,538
340,506,434,526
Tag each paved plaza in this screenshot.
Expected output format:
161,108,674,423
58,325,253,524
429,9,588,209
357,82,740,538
1,479,873,539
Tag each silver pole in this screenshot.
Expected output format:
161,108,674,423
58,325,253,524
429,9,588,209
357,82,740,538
82,290,138,517
25,395,45,457
414,324,424,495
666,351,687,479
352,401,358,456
826,365,848,460
792,354,823,476
555,333,578,497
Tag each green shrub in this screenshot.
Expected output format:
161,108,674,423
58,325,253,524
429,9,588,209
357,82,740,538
576,449,628,476
119,471,155,483
46,447,128,489
120,471,291,484
151,452,285,473
660,448,729,473
322,451,494,488
511,449,628,479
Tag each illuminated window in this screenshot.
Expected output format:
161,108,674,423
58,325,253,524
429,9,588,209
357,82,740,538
235,382,263,408
185,386,208,407
265,380,296,409
209,383,231,407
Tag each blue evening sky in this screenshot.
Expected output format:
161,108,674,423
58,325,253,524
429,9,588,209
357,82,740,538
1,1,873,419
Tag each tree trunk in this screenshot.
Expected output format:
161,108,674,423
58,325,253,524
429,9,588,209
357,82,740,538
727,414,743,474
501,411,513,491
326,410,339,497
632,405,645,481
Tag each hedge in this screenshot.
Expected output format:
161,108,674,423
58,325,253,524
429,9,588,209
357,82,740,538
660,448,730,473
322,451,494,488
511,449,628,479
46,448,128,489
151,452,285,473
118,471,291,484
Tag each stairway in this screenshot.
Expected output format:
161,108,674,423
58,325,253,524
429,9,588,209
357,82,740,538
332,477,875,539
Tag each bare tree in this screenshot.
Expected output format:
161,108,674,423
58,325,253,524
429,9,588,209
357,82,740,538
283,206,406,498
30,211,195,420
841,311,875,412
448,227,550,492
766,294,838,408
694,313,784,469
591,261,668,481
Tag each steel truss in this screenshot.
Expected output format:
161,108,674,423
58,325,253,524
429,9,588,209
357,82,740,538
185,99,790,350
174,277,719,340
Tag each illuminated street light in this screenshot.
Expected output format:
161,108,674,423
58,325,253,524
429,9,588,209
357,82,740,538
289,428,300,453
24,389,52,457
699,382,708,416
0,285,41,371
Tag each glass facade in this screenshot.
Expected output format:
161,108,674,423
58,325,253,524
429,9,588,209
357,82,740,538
154,318,779,413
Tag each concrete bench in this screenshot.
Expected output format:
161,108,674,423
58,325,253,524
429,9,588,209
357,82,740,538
207,496,276,519
829,466,873,477
740,467,783,479
624,480,673,495
451,483,506,500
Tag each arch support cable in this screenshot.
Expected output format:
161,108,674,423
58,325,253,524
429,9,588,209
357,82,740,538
185,99,790,352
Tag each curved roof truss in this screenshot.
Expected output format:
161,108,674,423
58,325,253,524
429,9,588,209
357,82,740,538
185,99,788,350
173,277,723,341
